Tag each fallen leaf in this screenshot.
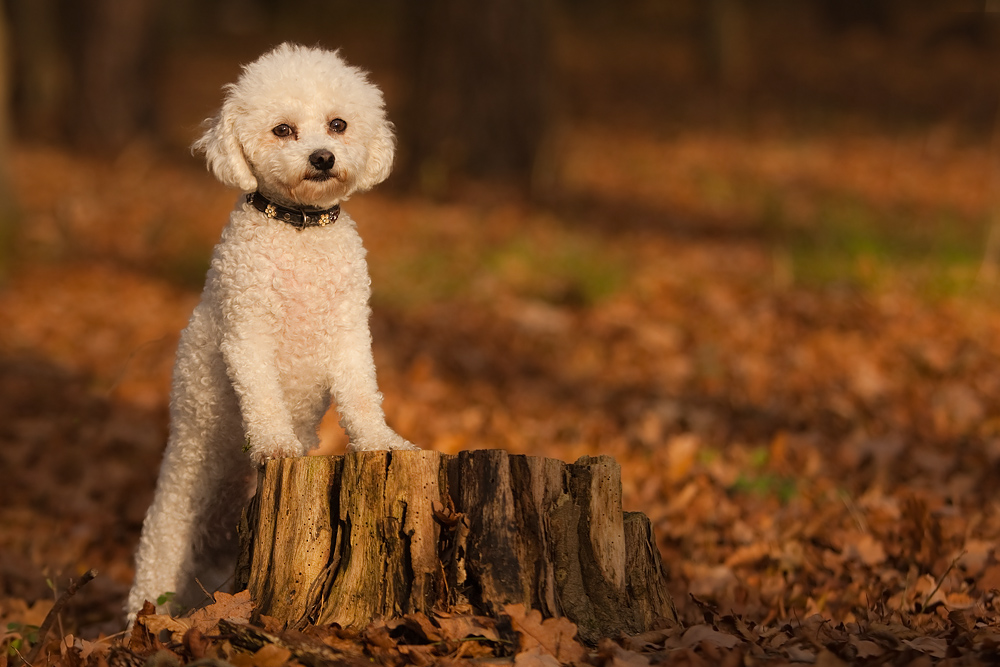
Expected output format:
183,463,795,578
230,643,292,667
596,638,651,667
398,643,437,667
514,646,562,667
724,542,773,568
139,613,193,639
848,637,882,659
676,624,743,650
187,590,255,632
402,612,444,642
259,615,286,633
902,637,947,658
622,627,674,651
61,635,108,661
433,613,500,642
183,628,211,660
783,644,816,662
815,648,848,667
944,591,976,610
840,532,887,567
504,604,586,664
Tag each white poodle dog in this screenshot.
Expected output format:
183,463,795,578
127,43,417,620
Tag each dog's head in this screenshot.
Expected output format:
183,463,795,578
193,43,395,208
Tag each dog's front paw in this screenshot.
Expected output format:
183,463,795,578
347,430,420,452
391,437,421,451
247,434,306,465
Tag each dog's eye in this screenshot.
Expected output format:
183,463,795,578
272,124,294,138
329,118,347,134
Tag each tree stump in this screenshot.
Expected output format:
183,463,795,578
235,450,676,643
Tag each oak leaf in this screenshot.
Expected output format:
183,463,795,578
504,604,586,665
188,590,255,630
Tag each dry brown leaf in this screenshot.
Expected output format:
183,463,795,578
433,613,500,642
815,648,849,667
724,542,773,568
188,590,255,630
182,627,211,660
783,644,816,662
514,646,563,667
230,643,293,667
944,591,976,610
596,639,651,667
848,637,882,659
137,590,254,643
139,613,193,639
902,637,947,658
676,624,743,650
398,644,437,667
453,637,497,660
622,627,674,651
259,615,286,633
840,532,887,567
504,604,586,665
61,635,108,661
389,612,443,643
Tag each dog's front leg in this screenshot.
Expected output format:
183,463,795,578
330,308,417,452
220,330,305,464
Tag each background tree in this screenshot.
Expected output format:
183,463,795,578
395,0,551,198
0,3,14,263
8,0,160,152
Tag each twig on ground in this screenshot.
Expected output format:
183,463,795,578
194,577,215,607
921,551,965,610
23,569,98,666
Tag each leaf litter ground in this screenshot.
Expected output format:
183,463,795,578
3,122,1000,666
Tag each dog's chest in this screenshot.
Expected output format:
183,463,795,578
264,234,363,333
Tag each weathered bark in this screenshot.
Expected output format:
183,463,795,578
236,450,676,644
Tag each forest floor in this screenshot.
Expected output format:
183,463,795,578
3,113,1000,666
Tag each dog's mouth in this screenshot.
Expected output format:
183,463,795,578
305,171,334,182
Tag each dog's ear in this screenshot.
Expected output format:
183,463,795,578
191,102,258,193
354,120,396,193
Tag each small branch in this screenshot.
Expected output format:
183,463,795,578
23,569,98,665
921,551,965,610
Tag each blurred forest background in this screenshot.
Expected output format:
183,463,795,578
5,0,1000,662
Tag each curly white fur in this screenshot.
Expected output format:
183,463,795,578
127,44,416,621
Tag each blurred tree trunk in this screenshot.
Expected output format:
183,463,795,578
8,0,159,152
71,0,159,151
6,0,65,142
704,0,752,91
0,3,15,260
396,0,551,197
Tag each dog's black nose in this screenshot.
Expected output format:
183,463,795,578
309,149,335,171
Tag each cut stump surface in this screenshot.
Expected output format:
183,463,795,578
236,449,676,643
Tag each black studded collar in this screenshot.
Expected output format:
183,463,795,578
246,191,341,230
